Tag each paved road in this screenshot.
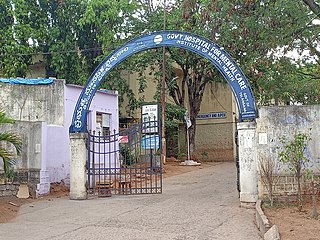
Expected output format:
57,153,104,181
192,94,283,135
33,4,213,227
0,162,261,240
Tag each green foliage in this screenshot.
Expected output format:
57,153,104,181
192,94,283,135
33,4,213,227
279,132,311,174
1,0,319,106
148,0,320,106
0,111,22,176
119,144,135,166
0,0,37,77
44,0,91,84
177,151,187,160
278,131,312,211
78,0,142,111
164,103,185,130
201,151,208,159
5,162,16,182
1,0,319,103
128,0,320,154
1,0,320,157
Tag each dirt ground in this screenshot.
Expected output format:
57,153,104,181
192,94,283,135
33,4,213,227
0,159,204,224
0,181,69,223
264,198,320,240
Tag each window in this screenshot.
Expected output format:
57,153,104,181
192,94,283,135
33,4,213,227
96,113,111,136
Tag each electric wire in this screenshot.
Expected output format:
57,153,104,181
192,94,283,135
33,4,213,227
0,47,104,57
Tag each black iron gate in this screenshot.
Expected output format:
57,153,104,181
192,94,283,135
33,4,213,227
87,119,162,197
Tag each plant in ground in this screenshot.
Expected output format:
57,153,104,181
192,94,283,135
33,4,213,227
258,154,280,207
120,145,134,166
119,144,141,166
0,111,22,180
278,131,311,212
201,151,209,161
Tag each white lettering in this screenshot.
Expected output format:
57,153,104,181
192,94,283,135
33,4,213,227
222,65,235,81
167,33,183,40
208,51,222,65
177,40,201,51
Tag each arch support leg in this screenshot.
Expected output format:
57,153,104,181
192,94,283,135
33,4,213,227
69,133,87,200
237,122,258,207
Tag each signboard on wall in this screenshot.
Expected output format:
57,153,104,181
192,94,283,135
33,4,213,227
142,135,160,149
118,135,128,143
196,112,227,120
184,110,192,128
142,104,159,133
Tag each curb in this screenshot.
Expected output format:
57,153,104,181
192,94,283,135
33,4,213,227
255,199,281,240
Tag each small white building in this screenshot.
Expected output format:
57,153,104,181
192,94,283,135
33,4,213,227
0,79,118,195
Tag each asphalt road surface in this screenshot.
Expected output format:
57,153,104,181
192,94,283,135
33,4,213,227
0,162,261,240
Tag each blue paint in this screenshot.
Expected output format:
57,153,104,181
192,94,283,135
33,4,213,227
286,115,295,124
0,78,54,85
70,30,258,133
142,135,160,149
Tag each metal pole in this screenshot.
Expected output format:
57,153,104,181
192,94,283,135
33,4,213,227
187,127,190,160
161,0,166,165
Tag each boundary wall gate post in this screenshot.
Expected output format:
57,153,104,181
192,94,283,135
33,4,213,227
237,122,258,207
70,132,88,200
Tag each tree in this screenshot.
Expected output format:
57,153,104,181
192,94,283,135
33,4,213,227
0,0,141,112
42,0,88,85
79,0,144,114
1,0,319,155
279,132,311,211
0,0,43,77
122,0,320,154
0,111,22,178
258,154,280,207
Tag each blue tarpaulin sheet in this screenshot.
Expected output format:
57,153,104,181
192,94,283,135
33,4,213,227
0,78,54,85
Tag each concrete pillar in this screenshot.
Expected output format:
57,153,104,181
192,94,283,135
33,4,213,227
237,121,258,207
69,132,87,200
37,122,50,196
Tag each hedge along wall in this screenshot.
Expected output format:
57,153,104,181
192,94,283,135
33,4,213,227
255,105,320,199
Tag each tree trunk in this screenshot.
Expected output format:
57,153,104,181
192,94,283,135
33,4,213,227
311,181,319,219
269,182,274,207
167,56,208,157
187,93,202,156
188,119,196,156
297,174,303,212
295,162,303,212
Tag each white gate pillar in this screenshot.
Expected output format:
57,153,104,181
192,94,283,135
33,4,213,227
69,132,87,200
237,122,258,207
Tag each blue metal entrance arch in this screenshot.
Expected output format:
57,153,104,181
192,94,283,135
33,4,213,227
69,30,258,133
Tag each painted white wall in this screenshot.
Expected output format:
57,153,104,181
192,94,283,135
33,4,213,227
0,80,64,125
256,105,320,173
46,125,70,184
45,84,119,186
239,105,320,203
65,85,119,133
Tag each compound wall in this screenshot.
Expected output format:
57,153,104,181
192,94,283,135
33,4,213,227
256,105,320,198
